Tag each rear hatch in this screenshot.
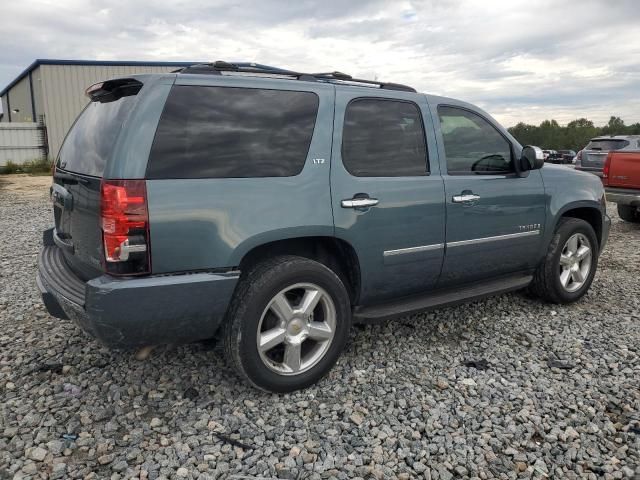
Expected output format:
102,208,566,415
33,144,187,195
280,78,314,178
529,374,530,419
52,79,142,280
582,138,629,169
607,152,640,189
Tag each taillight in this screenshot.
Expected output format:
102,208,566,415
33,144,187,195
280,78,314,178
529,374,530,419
575,150,582,166
100,179,150,275
602,153,612,185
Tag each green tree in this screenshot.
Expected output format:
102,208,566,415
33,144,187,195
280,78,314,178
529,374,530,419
566,118,594,129
602,116,625,135
508,116,637,152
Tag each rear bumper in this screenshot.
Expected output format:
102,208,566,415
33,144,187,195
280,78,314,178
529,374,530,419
606,187,640,207
37,233,239,349
575,166,603,177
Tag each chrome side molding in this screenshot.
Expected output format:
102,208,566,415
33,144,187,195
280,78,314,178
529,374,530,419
383,243,444,257
447,230,540,248
383,230,541,258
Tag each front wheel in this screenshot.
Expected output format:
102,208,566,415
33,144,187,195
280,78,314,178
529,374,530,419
529,217,599,303
223,255,351,392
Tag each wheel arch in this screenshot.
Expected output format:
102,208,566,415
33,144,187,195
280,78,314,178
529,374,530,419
236,236,362,305
556,202,604,247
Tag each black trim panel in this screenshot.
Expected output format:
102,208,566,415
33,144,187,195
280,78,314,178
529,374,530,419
38,245,86,306
353,273,532,322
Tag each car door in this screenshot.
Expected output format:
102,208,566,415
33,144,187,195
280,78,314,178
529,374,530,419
331,89,446,304
432,102,546,286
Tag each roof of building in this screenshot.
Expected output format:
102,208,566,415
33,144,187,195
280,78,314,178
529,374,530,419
0,59,201,97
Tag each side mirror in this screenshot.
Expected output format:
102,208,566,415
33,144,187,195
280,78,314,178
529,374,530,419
520,145,545,171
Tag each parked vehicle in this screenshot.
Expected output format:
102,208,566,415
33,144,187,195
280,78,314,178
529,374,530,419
558,150,576,163
575,135,640,176
544,149,575,164
602,150,640,222
546,150,575,164
545,150,560,162
37,61,610,392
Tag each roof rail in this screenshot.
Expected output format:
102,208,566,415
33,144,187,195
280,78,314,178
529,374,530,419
176,61,416,92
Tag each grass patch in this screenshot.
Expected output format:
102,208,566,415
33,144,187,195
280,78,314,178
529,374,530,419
0,158,53,175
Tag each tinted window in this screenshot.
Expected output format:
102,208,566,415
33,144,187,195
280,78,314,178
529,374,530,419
585,139,629,151
342,98,428,177
57,96,136,177
147,86,319,179
438,106,513,175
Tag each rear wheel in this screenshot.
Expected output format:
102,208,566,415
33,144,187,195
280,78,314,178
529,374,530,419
223,255,351,392
617,204,640,223
529,218,598,303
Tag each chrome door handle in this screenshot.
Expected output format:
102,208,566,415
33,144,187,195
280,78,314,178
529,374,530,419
452,194,481,203
341,198,379,208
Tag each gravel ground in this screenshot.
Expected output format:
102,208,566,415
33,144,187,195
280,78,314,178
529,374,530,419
0,174,639,480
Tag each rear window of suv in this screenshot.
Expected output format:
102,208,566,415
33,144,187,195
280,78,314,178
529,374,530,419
585,139,629,151
57,96,137,177
147,86,319,179
341,98,428,177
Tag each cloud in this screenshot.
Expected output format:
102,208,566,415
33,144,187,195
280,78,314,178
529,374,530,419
1,0,638,126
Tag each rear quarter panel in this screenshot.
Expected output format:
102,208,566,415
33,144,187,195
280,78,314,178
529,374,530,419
146,76,336,273
104,75,176,179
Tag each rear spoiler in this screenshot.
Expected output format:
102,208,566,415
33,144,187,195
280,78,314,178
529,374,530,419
85,78,143,103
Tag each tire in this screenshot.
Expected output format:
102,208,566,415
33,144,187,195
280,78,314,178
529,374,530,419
223,255,351,393
529,217,599,304
617,204,640,223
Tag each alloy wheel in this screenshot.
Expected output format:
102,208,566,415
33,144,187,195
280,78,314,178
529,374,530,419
256,283,336,375
559,233,592,293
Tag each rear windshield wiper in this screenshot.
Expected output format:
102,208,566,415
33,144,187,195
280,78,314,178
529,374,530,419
54,169,90,184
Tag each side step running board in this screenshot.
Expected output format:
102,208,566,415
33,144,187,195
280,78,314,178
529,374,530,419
353,274,533,323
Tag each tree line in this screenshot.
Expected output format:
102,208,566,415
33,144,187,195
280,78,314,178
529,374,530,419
508,116,640,151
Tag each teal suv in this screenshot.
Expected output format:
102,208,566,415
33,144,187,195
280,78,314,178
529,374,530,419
38,62,610,392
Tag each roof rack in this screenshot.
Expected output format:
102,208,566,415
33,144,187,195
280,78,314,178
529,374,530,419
176,61,416,92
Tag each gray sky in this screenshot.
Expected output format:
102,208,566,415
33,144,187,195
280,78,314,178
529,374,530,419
1,0,638,126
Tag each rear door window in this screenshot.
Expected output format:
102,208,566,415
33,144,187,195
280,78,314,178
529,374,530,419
147,86,319,179
341,98,428,177
57,97,137,177
585,139,629,151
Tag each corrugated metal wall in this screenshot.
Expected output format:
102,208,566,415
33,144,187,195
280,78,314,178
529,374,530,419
0,123,45,166
0,96,8,122
40,64,179,159
4,75,35,123
31,67,44,123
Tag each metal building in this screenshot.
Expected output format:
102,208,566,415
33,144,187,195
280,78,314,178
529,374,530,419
0,59,197,161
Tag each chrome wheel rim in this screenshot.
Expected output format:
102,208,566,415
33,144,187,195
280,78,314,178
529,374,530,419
559,233,592,292
257,283,336,376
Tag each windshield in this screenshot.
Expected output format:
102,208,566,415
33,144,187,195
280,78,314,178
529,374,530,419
57,95,137,177
585,139,629,151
